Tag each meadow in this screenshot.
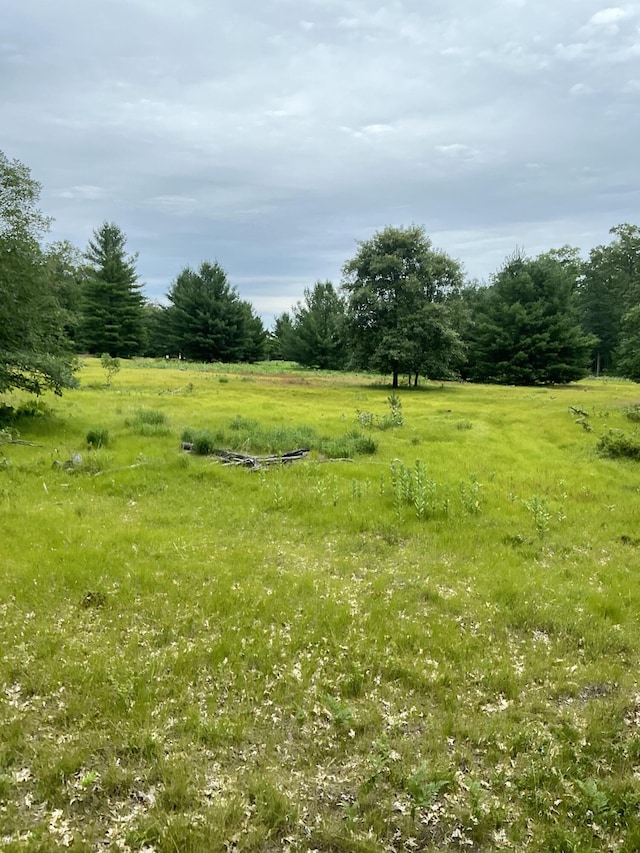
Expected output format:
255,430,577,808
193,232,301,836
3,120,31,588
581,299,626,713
2,358,640,852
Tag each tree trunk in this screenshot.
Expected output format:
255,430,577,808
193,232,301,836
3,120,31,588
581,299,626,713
392,362,399,388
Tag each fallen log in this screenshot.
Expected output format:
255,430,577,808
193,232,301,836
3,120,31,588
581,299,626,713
181,444,310,469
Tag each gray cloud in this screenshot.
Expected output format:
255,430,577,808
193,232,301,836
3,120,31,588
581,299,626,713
3,0,639,324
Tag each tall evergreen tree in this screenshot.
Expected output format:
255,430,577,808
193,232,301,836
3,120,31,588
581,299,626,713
0,151,77,396
166,261,265,362
268,313,295,360
467,253,593,385
79,222,145,357
285,281,348,369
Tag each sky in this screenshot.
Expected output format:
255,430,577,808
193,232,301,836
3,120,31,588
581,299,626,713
2,0,639,326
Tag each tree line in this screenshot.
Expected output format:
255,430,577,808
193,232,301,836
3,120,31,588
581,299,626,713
2,149,640,396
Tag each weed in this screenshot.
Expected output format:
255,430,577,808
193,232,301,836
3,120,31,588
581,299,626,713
460,474,483,514
125,408,171,437
523,494,551,540
248,778,297,835
404,763,448,818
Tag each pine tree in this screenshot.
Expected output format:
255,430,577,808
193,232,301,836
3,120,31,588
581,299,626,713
286,281,348,370
80,222,146,357
467,253,593,385
166,261,265,362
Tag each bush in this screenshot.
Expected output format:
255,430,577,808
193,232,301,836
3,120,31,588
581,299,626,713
320,431,378,458
181,428,221,455
86,428,109,448
87,428,109,448
596,429,640,460
623,405,640,423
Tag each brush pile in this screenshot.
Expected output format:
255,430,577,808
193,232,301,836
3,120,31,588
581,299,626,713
180,444,310,469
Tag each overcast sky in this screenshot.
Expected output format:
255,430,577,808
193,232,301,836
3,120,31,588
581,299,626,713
3,0,639,325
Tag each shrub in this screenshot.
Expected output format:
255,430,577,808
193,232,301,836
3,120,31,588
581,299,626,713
623,405,640,423
320,431,378,458
86,428,109,448
597,429,640,461
181,428,220,455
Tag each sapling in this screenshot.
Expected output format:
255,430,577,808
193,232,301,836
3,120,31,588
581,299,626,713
101,353,121,387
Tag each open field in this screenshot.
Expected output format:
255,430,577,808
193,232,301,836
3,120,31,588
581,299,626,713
2,359,640,851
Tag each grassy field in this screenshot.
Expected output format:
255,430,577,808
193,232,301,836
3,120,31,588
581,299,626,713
2,359,640,852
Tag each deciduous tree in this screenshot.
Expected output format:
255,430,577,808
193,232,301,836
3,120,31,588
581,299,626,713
0,151,77,395
578,224,640,375
342,225,464,386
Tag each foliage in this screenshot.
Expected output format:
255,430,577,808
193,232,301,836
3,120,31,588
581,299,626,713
140,302,170,358
615,303,640,381
79,222,146,357
166,261,265,362
596,429,640,460
183,418,377,458
0,151,78,396
100,353,120,386
43,240,88,348
342,224,465,387
280,281,348,369
578,224,640,375
466,252,593,385
357,393,404,430
86,427,109,447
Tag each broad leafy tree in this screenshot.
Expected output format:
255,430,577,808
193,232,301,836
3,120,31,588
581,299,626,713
79,222,146,357
342,225,464,386
466,252,593,385
615,304,640,381
285,281,348,369
0,151,77,395
166,261,265,362
578,224,640,375
44,240,88,349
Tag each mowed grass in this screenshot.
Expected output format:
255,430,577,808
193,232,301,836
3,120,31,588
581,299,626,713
2,360,640,851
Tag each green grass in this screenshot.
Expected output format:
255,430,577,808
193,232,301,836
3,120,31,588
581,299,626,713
2,360,640,850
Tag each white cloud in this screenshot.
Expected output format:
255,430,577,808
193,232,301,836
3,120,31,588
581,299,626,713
569,82,594,96
589,6,633,26
56,185,108,200
2,0,638,319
